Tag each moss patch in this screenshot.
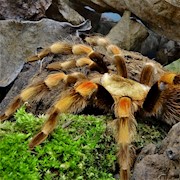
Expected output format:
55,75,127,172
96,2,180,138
164,59,180,73
0,106,116,180
0,106,167,179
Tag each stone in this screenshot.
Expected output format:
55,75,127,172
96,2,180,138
132,122,180,180
71,0,180,41
106,11,148,50
47,0,85,24
0,18,91,87
0,0,52,20
164,59,180,73
0,0,85,24
140,31,180,64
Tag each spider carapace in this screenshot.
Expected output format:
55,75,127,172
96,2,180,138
1,35,179,180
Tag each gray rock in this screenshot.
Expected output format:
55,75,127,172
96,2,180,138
140,31,180,64
156,41,180,65
58,0,85,24
0,0,52,20
69,2,101,32
106,11,148,50
0,0,84,24
71,0,180,41
132,122,180,180
165,0,180,7
0,18,91,87
96,16,117,35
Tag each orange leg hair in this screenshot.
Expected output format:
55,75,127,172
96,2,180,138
27,43,94,62
143,73,180,125
29,81,98,149
0,82,48,121
114,97,136,180
113,55,128,78
46,57,97,71
0,72,86,121
85,36,110,47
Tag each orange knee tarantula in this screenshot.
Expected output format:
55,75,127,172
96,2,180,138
0,36,179,180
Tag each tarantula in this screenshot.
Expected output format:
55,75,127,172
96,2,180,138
0,36,179,180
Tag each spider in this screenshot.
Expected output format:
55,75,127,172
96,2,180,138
0,36,179,180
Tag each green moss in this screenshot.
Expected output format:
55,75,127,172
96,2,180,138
0,106,167,179
0,133,40,180
135,118,167,148
0,106,116,180
164,59,180,73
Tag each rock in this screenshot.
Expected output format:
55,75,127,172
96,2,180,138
132,122,180,180
0,18,91,87
164,59,180,73
106,11,148,50
0,0,52,20
140,31,180,64
69,2,102,32
47,0,85,24
2,0,179,41
122,0,180,41
140,31,162,59
156,41,180,64
0,0,84,24
70,0,125,13
96,16,117,35
71,0,180,41
165,0,180,7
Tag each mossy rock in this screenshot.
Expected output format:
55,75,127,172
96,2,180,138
164,59,180,73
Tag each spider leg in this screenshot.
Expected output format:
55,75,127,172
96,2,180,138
114,96,136,180
0,72,85,121
0,82,48,121
106,44,129,78
113,55,128,78
47,50,108,74
72,44,93,55
107,44,123,56
28,41,109,74
143,73,180,124
28,40,109,69
143,73,178,112
27,42,72,62
88,51,108,73
29,80,98,149
85,36,110,47
92,84,114,113
44,72,86,88
46,59,77,70
46,57,98,71
28,42,94,62
140,63,155,86
27,42,95,62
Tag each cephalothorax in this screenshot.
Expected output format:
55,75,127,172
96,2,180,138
0,36,179,180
